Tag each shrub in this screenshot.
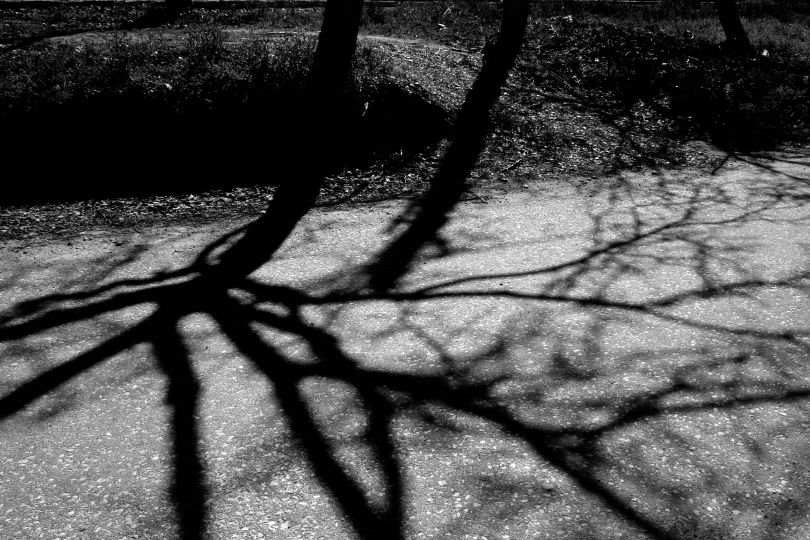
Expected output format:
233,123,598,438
0,29,449,203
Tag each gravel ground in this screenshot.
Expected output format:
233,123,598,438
2,151,810,538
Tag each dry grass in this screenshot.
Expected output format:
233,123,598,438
0,1,808,208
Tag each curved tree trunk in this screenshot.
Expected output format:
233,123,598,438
714,0,754,55
368,0,531,291
212,0,365,281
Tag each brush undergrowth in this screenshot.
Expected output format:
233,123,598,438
1,28,388,116
8,1,805,57
0,27,450,202
520,17,810,150
1,2,809,204
170,1,810,57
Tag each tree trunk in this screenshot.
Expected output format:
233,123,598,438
368,0,530,291
211,0,365,282
714,0,754,55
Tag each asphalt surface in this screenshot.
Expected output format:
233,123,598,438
2,150,810,539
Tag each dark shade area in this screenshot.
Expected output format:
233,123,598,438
1,84,449,205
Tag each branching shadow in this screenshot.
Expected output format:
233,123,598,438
3,2,810,539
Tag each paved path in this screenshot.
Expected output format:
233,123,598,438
2,151,810,539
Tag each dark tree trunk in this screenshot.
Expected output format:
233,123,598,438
367,0,531,291
714,0,754,55
211,0,365,281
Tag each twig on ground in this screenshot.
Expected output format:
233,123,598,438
500,157,524,173
465,190,488,204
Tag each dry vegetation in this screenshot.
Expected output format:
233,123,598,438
1,1,808,239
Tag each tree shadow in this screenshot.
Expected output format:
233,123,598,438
3,2,810,539
1,83,449,206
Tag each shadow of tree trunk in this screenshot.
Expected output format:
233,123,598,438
212,292,404,539
153,312,207,540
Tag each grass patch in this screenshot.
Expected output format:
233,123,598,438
545,0,810,59
0,27,450,204
352,1,810,58
518,17,810,151
4,1,810,58
1,2,809,207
